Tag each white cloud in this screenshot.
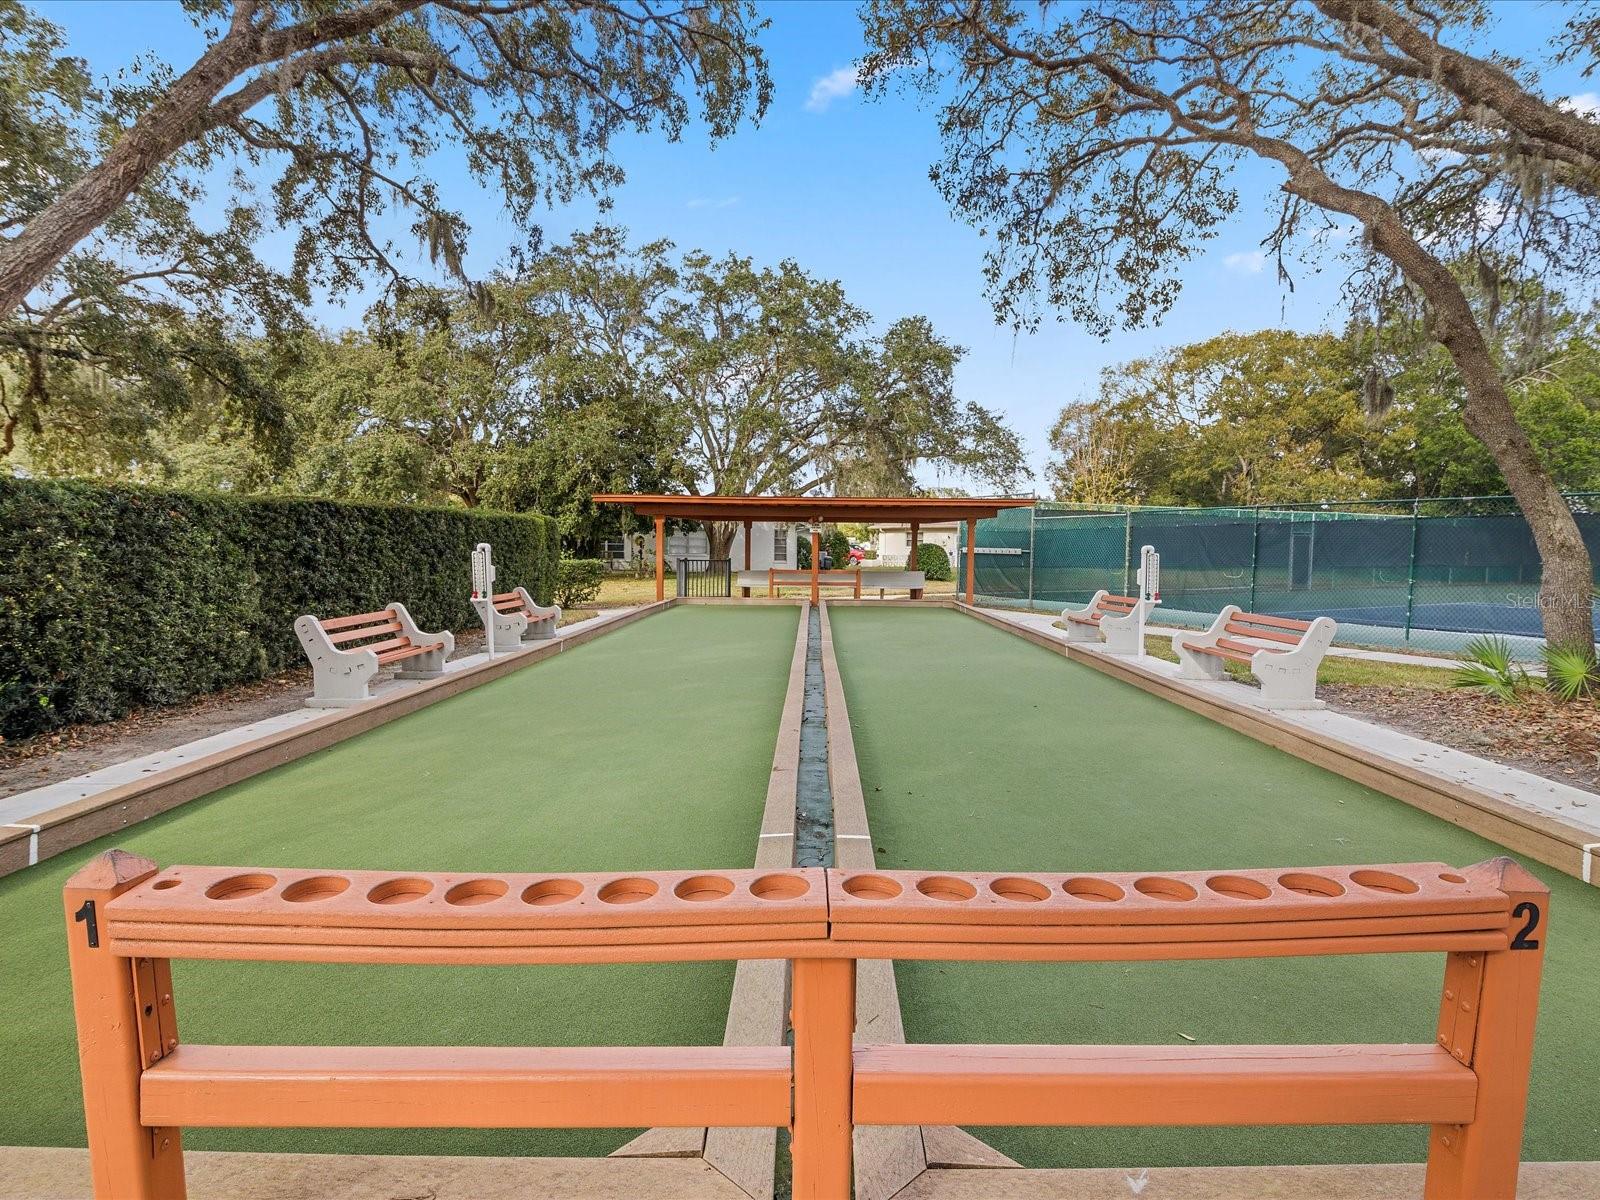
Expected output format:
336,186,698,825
1222,250,1267,274
805,66,859,113
1560,92,1600,119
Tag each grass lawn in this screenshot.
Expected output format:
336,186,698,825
828,605,1599,1170
0,605,799,1158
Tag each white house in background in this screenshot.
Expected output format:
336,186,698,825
611,522,799,569
870,520,960,564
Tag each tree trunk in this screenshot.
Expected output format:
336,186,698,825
1371,226,1596,652
1270,160,1596,655
706,521,736,565
0,32,254,321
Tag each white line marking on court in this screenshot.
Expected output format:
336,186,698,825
836,834,872,840
758,832,792,839
1583,843,1600,885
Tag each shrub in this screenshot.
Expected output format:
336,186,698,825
796,537,811,569
1451,635,1529,703
555,558,605,608
0,477,559,739
825,529,851,567
916,542,952,581
1542,645,1600,702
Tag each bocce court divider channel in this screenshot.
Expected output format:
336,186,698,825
65,850,1548,1200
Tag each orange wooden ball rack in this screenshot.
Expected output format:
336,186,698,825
65,852,1548,1200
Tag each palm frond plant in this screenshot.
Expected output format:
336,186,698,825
1452,636,1529,703
1542,645,1600,702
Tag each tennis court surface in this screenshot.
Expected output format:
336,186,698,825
827,605,1600,1170
0,605,799,1159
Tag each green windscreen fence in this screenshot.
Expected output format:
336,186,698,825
959,496,1600,658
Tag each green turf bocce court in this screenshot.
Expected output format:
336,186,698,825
0,605,800,1158
826,606,1599,1170
6,595,1598,1187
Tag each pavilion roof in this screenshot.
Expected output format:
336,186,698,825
592,493,1035,524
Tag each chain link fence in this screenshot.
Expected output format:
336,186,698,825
957,495,1600,659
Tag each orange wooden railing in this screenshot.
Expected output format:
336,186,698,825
768,567,861,598
65,853,1547,1200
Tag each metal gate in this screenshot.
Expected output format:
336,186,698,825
676,558,732,598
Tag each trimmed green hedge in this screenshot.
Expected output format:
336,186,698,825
555,559,605,608
916,542,952,581
0,478,560,739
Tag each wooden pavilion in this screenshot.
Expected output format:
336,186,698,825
593,494,1036,604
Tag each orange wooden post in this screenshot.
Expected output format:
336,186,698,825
790,956,854,1200
908,522,919,570
742,518,753,598
1424,858,1549,1200
964,519,977,604
654,516,666,602
809,529,821,606
64,851,186,1200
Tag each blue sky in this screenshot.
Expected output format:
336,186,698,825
36,1,1600,490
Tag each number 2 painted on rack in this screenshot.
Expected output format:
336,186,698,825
1510,901,1541,950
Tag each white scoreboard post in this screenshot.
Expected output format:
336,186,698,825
1135,543,1161,656
472,542,496,661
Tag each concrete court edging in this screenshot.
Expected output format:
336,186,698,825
5,1146,1594,1200
956,602,1600,888
611,598,811,1198
816,601,1020,1200
0,602,673,879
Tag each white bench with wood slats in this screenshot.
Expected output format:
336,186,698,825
294,604,455,708
485,587,562,649
1055,590,1147,655
1172,606,1337,710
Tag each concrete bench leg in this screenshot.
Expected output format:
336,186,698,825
1099,604,1145,655
515,588,561,640
492,610,528,651
391,603,454,679
1250,617,1336,710
1174,639,1229,682
295,615,379,708
1055,590,1108,641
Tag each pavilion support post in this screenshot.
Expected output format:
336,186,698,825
909,521,922,599
965,519,977,605
654,516,666,602
742,519,752,598
810,528,821,605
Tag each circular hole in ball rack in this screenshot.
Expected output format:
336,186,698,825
674,875,734,902
205,874,276,901
598,877,658,904
367,878,433,905
445,878,509,906
282,876,351,903
522,879,582,906
989,877,1050,903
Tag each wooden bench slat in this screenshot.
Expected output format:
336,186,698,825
1215,636,1281,657
318,609,395,632
364,637,413,657
1223,622,1302,646
376,643,438,666
491,591,521,603
1232,612,1313,633
328,621,402,645
1193,644,1257,664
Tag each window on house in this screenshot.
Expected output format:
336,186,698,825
773,525,788,563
